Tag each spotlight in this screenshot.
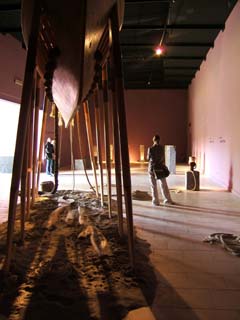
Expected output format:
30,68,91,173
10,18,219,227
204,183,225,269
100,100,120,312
155,46,163,56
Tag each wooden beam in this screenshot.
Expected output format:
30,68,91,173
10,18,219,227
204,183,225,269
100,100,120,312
76,109,96,192
36,95,49,190
109,55,124,237
126,0,169,2
0,27,21,33
122,55,205,61
94,89,104,206
83,101,99,198
110,4,134,266
20,118,29,244
101,65,112,218
51,104,59,193
121,42,214,47
0,4,21,10
122,24,224,30
26,92,34,219
31,73,41,205
3,0,41,272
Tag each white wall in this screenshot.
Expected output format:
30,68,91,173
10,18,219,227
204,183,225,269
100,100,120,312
189,1,240,195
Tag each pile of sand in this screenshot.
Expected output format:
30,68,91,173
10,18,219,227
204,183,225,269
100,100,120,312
0,191,157,320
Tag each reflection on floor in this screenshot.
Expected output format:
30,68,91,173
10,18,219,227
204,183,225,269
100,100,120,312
1,164,240,320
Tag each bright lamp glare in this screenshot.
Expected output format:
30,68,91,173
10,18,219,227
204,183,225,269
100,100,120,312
155,47,163,56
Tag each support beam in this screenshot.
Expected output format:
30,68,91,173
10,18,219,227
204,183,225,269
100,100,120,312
69,120,75,189
164,66,200,70
83,101,99,198
126,0,169,3
37,95,49,190
20,119,29,244
164,74,193,78
76,109,96,192
101,65,112,218
26,94,34,219
122,24,224,30
51,104,59,194
111,3,134,267
121,42,214,47
0,4,21,10
110,55,124,237
122,56,205,61
0,27,21,33
124,82,190,89
4,0,41,271
31,73,40,205
94,89,104,206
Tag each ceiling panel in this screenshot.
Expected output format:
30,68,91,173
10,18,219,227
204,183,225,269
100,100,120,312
0,0,238,89
121,0,238,89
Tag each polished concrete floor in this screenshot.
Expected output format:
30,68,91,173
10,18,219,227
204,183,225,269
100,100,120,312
1,165,240,319
130,165,240,320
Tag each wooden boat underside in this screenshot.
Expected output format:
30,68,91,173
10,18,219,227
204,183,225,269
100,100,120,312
21,0,124,126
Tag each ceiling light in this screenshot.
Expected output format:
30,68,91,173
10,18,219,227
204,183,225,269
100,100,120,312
155,46,163,56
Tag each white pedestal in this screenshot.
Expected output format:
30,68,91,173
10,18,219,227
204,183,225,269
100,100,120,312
165,145,176,174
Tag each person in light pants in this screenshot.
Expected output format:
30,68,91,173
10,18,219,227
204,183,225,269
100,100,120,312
147,134,174,206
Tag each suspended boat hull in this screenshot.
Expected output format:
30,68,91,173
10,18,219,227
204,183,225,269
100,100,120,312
21,0,124,126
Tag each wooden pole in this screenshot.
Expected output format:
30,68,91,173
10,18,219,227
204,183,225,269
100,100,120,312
110,4,134,266
4,0,41,271
36,95,49,190
76,110,95,191
31,73,41,205
101,65,112,218
59,122,63,168
94,89,104,206
109,56,124,237
69,120,75,190
83,101,99,198
20,118,30,244
76,110,83,159
51,104,59,193
26,93,34,219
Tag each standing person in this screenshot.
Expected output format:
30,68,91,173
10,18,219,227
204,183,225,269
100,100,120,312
51,139,55,175
45,137,54,176
147,134,174,206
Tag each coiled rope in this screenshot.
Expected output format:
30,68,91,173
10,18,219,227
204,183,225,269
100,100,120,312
204,233,240,256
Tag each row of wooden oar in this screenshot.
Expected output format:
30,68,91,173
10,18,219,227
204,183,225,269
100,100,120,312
3,2,134,272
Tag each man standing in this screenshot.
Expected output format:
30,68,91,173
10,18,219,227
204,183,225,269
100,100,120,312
45,137,54,176
147,134,174,206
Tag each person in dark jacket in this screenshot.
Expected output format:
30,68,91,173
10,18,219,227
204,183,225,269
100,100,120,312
51,139,56,175
45,137,54,175
147,134,174,206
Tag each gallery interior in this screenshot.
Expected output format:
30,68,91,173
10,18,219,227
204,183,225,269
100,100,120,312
0,1,240,319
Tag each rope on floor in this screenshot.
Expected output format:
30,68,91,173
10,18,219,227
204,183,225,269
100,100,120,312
203,233,240,256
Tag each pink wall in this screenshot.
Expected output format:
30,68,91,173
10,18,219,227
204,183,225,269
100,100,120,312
188,1,240,195
125,90,188,162
0,34,26,103
0,33,188,167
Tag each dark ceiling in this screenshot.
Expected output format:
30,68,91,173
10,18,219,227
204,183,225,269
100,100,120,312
0,0,238,89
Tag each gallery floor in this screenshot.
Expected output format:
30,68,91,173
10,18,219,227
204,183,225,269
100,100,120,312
1,164,240,320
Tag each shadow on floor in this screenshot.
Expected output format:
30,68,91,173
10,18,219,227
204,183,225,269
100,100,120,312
134,201,240,218
134,236,200,320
